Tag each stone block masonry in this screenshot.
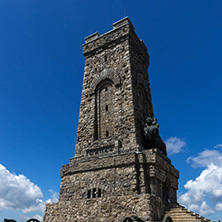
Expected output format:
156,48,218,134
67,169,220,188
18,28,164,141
59,150,178,202
75,17,153,158
43,17,180,222
44,194,165,222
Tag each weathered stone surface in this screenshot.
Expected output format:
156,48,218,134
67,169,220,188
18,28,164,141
44,194,164,222
43,17,180,222
59,149,178,203
75,17,154,158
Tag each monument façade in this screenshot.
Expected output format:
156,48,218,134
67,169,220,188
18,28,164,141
43,17,211,222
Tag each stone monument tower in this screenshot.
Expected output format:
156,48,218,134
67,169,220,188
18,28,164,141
43,17,179,222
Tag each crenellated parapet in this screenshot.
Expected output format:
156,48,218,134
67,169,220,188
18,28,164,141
83,17,148,61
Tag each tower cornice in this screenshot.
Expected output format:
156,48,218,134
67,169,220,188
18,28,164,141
83,17,148,59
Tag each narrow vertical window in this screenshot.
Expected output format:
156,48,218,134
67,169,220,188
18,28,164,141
98,188,101,197
93,188,96,198
105,105,108,111
87,190,91,198
106,131,109,137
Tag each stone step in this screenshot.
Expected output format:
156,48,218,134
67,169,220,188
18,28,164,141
165,212,200,217
167,215,210,222
165,216,203,221
165,208,187,213
165,218,202,221
167,220,202,222
165,214,197,218
165,215,201,220
163,203,211,222
165,207,186,211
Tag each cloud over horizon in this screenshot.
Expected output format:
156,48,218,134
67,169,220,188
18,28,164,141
179,145,222,215
0,164,43,211
0,164,58,222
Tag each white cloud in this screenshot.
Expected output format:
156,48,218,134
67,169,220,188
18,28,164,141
199,201,214,215
0,164,59,222
187,149,222,168
22,189,58,213
214,144,222,149
165,137,186,155
179,146,222,215
15,189,58,222
0,164,43,211
216,202,222,211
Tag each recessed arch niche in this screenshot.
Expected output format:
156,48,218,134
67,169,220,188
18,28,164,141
94,79,114,140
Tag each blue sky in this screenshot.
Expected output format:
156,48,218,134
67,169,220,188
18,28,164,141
0,0,222,221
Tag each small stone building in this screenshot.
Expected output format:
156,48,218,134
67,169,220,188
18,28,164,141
43,18,209,222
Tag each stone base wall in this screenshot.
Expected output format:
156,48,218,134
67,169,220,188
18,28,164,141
44,150,178,222
60,149,179,203
43,194,165,222
59,164,137,201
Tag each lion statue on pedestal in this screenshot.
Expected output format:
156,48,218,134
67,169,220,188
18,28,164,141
143,117,167,155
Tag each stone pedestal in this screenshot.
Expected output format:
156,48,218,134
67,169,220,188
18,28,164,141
44,149,179,221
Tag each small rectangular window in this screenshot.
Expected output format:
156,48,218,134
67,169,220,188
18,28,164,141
98,189,101,197
93,188,96,198
87,190,91,198
105,105,108,111
106,131,109,137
